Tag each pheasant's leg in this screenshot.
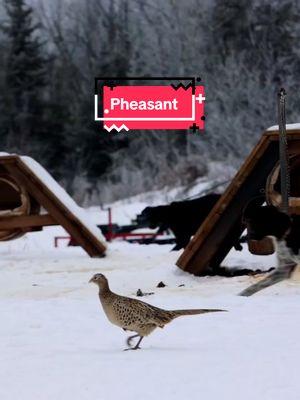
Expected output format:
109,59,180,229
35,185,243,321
132,336,144,350
126,334,139,347
124,335,144,351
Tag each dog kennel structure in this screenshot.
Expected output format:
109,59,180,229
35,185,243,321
0,154,106,257
176,126,300,275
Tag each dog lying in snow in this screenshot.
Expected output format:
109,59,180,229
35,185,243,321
240,202,300,296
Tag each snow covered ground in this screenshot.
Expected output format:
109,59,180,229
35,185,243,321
1,203,300,400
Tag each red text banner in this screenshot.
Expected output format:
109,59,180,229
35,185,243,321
95,79,205,132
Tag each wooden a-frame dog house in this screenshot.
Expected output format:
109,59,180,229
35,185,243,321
0,154,106,257
176,126,300,275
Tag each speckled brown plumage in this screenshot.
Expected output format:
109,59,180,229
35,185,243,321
89,273,226,350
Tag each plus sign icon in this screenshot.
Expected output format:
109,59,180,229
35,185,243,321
94,77,205,132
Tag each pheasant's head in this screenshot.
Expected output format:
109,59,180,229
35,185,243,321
89,273,109,290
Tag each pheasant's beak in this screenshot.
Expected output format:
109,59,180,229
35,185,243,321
89,277,94,283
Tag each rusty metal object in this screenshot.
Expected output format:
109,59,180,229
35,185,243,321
247,237,274,255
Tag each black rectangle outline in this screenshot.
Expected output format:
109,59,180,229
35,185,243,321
94,76,198,94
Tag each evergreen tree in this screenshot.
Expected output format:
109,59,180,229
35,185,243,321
2,0,46,154
1,0,69,179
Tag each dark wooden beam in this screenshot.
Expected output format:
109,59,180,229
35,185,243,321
0,214,56,230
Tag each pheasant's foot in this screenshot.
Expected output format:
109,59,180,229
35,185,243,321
123,346,141,351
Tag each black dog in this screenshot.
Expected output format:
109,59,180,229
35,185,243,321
138,194,221,250
240,201,300,296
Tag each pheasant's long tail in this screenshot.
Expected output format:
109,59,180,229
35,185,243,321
171,309,227,318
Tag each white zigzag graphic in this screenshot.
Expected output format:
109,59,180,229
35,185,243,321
103,124,129,132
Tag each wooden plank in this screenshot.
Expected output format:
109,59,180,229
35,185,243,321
0,214,56,230
177,134,270,271
176,130,300,275
1,157,106,257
